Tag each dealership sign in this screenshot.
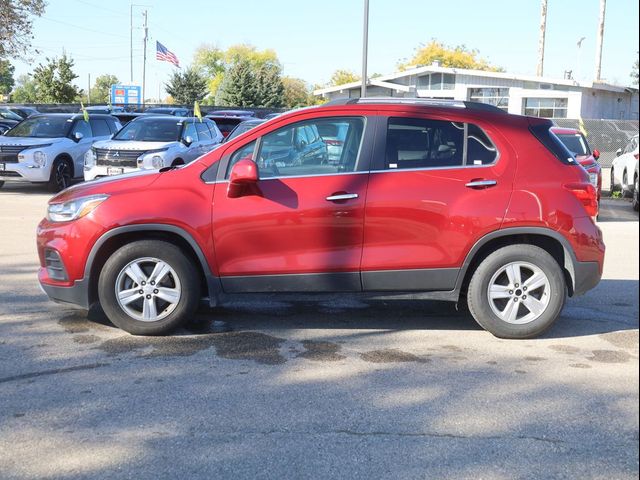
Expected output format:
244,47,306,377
110,85,142,106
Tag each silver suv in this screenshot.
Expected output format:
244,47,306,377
0,113,121,191
84,116,223,180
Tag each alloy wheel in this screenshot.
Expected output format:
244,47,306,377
487,261,551,325
115,257,182,322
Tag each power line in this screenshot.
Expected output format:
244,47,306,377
39,16,129,39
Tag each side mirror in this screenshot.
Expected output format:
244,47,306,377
592,149,600,160
616,148,623,157
183,135,194,147
74,131,84,142
228,158,258,198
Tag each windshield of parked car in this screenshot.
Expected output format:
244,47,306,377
226,121,264,141
0,108,23,121
112,117,182,142
5,116,72,138
556,133,590,156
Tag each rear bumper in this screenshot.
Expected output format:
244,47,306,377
572,260,602,297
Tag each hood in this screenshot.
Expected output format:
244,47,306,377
0,136,67,147
93,140,179,151
51,168,161,204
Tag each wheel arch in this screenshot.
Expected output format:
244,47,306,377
457,228,578,301
85,224,221,307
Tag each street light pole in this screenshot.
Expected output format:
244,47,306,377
130,3,133,83
361,0,369,98
142,10,148,107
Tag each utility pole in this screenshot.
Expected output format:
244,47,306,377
130,3,133,83
142,9,148,107
87,73,91,105
595,0,606,81
361,0,369,98
536,0,548,77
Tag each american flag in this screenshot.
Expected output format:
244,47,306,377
156,41,180,68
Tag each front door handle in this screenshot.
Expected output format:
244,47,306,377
465,179,497,189
326,193,359,202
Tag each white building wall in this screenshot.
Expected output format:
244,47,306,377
580,89,640,119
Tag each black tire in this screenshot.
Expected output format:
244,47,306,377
467,244,566,339
633,174,639,212
98,240,200,335
622,170,631,198
0,180,4,188
48,157,72,192
610,168,619,193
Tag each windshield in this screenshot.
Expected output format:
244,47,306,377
556,133,590,156
227,122,262,141
5,116,72,138
0,109,23,121
113,117,182,142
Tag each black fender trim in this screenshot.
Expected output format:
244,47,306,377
455,227,587,297
84,224,222,306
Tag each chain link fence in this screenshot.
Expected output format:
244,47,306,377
554,119,639,168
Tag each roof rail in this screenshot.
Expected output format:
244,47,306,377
322,96,506,114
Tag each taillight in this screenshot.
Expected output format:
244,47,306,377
565,182,598,218
325,139,343,146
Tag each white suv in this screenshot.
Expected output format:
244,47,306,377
84,116,223,180
0,113,121,191
611,135,639,197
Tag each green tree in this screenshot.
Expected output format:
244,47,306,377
164,67,208,105
328,69,360,86
10,74,37,103
215,60,257,107
399,40,503,72
282,77,311,108
89,74,119,104
32,54,82,103
0,59,15,95
632,53,639,85
255,65,284,108
0,0,46,59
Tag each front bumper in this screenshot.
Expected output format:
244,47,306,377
39,273,90,309
84,164,140,181
0,162,50,183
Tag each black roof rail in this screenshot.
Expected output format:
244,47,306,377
322,97,507,113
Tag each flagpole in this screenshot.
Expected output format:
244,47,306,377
142,9,148,108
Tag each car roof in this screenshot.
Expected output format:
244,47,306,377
206,114,254,120
551,127,580,135
30,113,115,120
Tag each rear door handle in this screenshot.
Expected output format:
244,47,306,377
465,179,497,189
326,193,359,202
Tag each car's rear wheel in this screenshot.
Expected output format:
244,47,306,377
633,174,639,212
0,180,4,189
48,158,72,192
610,168,619,193
98,240,200,335
622,170,631,197
467,245,566,339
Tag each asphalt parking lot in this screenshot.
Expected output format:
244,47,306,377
0,182,638,480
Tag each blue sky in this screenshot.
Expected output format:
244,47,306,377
12,0,640,101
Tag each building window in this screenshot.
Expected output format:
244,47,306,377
523,98,568,118
468,88,509,111
417,73,455,90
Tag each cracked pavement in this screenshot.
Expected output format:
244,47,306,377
0,184,638,479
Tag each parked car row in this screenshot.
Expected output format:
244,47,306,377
0,113,224,191
610,134,639,206
36,98,604,340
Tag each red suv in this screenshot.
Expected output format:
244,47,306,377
37,99,604,339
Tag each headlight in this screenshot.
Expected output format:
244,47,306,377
151,155,164,169
47,195,109,222
33,150,47,167
84,149,96,168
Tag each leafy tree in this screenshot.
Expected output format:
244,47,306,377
282,77,310,108
632,53,639,86
399,40,503,72
0,59,15,95
164,67,208,105
329,69,360,86
224,44,280,70
89,74,119,104
10,74,37,103
255,65,284,108
32,54,82,103
0,0,46,59
193,44,225,78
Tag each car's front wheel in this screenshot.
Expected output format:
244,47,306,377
633,174,639,212
0,180,4,189
98,240,200,335
610,168,619,193
467,245,566,339
48,158,72,192
622,170,631,198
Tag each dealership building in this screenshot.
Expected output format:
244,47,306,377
314,65,639,120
